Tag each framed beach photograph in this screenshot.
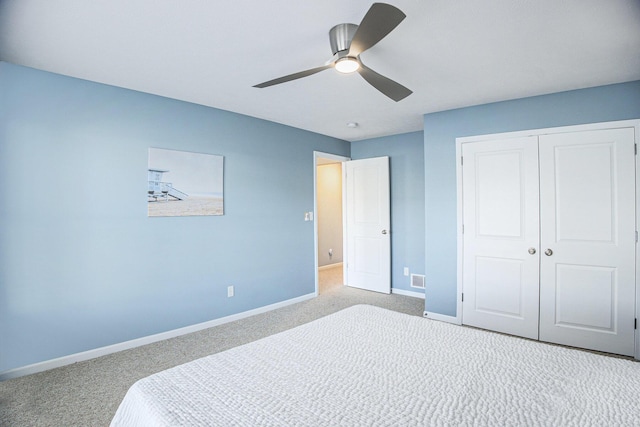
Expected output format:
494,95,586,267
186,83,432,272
148,148,224,217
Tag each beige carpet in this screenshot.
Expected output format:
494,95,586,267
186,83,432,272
0,265,425,426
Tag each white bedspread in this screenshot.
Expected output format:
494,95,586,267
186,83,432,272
111,305,640,426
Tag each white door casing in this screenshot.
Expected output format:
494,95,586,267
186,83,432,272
461,137,541,339
538,128,636,356
313,151,350,296
345,157,391,294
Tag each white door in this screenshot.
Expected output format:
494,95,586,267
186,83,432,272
345,157,391,294
461,137,541,339
538,128,636,356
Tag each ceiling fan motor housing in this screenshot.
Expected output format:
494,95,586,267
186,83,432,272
329,23,358,55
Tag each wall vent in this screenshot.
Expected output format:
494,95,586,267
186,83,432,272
410,274,425,289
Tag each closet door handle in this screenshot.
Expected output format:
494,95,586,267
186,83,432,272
528,248,536,255
544,249,553,256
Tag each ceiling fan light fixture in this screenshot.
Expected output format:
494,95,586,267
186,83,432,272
335,57,359,74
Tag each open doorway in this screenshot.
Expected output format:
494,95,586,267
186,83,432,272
314,151,349,295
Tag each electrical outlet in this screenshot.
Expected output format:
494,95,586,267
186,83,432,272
227,285,234,297
403,267,409,276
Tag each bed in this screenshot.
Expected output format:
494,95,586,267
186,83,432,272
111,304,640,426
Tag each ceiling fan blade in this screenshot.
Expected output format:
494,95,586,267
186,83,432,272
348,3,406,57
253,65,332,88
357,62,412,102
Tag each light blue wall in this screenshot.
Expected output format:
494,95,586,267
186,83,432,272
351,131,425,293
424,81,640,317
0,62,349,372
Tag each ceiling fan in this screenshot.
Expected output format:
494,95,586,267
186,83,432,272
253,3,412,102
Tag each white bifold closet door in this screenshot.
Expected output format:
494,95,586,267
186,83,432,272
461,136,541,340
538,128,636,356
462,127,636,356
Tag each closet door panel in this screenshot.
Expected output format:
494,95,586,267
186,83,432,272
462,137,540,339
539,128,636,356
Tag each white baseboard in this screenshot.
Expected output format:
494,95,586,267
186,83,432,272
318,262,343,271
0,292,316,381
391,288,425,299
423,310,461,325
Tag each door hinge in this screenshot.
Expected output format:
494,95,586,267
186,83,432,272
462,224,464,234
636,231,638,243
461,293,464,302
635,144,637,155
461,156,463,166
635,318,637,330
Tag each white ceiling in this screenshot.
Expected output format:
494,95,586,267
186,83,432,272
1,0,639,142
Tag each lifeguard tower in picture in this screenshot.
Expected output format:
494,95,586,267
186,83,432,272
148,169,189,202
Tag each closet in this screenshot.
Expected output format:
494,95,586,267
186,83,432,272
458,121,638,356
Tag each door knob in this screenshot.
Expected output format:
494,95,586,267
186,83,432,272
381,230,388,234
528,247,536,255
544,248,553,256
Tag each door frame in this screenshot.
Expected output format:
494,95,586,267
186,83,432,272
455,119,640,360
313,151,350,296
